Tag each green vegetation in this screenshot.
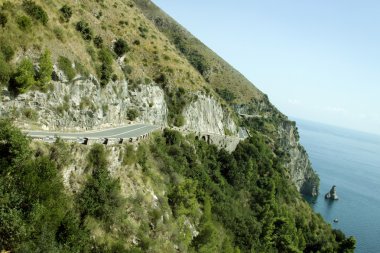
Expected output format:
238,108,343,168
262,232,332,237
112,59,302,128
58,56,76,81
16,15,32,31
0,120,87,252
94,35,104,48
22,108,38,120
127,108,139,121
0,1,356,252
76,21,93,41
114,38,130,57
77,144,123,222
36,49,53,87
149,129,355,252
97,48,114,86
9,58,35,94
163,86,189,127
216,88,236,102
0,40,15,62
59,4,72,22
22,0,48,25
0,11,7,27
0,54,11,85
0,122,355,252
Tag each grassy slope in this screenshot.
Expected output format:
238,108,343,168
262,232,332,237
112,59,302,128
0,0,208,90
133,0,264,103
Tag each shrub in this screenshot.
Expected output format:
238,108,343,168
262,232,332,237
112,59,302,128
174,115,185,127
77,144,122,222
127,108,139,121
94,35,103,48
58,56,76,81
36,49,53,87
22,0,49,25
59,5,72,22
97,48,113,86
0,12,7,27
75,60,89,77
0,54,11,85
22,108,38,120
53,27,65,41
76,21,93,41
113,38,129,57
216,88,236,102
0,41,14,62
16,15,32,31
10,58,36,94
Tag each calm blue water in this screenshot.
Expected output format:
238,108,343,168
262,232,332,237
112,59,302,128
296,119,380,253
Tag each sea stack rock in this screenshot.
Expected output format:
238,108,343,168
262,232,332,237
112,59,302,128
325,185,339,200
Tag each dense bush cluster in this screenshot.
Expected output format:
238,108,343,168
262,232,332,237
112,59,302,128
0,11,7,27
16,15,32,31
97,48,114,86
58,56,76,81
6,50,53,94
0,121,356,252
94,35,104,48
162,87,188,127
59,5,72,22
216,88,236,102
127,108,139,121
0,123,125,252
149,129,356,252
9,58,36,93
114,38,130,57
76,21,93,41
0,55,11,85
22,0,48,25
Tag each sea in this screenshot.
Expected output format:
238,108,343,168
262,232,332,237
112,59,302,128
295,118,380,253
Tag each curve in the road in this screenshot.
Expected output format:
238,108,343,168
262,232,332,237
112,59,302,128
24,124,160,140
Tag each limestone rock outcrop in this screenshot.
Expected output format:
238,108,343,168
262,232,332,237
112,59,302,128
325,185,339,200
0,78,168,130
181,92,237,136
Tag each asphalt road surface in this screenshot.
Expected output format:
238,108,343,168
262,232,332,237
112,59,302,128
23,124,160,139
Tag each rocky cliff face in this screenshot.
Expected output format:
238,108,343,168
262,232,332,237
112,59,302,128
235,99,319,196
1,72,317,195
0,76,168,130
181,93,237,135
278,120,319,196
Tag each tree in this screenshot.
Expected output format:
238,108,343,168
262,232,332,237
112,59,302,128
77,144,122,222
113,38,129,57
36,49,53,87
10,58,36,94
97,48,114,86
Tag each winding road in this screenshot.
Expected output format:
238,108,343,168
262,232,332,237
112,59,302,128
23,124,160,143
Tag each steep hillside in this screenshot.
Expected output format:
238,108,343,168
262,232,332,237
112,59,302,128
133,0,319,195
0,0,355,252
133,0,263,104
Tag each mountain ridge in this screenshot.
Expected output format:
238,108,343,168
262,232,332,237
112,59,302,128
0,0,355,252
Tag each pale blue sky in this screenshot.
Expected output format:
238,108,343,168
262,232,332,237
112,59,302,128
152,0,380,135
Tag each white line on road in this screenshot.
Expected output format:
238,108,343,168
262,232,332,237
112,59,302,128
106,125,154,138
